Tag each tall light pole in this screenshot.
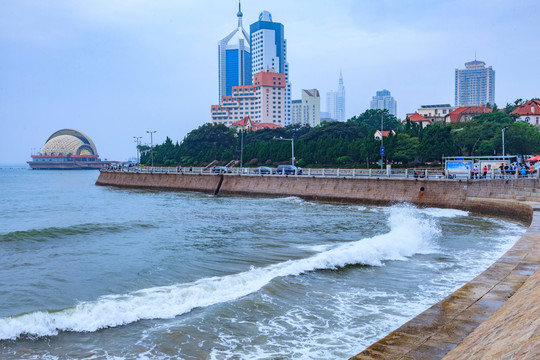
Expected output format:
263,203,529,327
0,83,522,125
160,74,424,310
380,111,384,170
146,130,156,170
273,136,295,165
133,136,142,165
240,129,244,171
502,126,508,158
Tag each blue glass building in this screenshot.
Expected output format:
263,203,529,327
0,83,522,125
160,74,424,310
218,2,252,99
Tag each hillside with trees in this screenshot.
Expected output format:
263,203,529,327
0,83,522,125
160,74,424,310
140,102,540,167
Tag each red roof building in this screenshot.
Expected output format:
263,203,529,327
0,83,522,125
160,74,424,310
511,99,540,127
444,106,492,123
231,116,281,132
374,129,396,140
403,112,432,128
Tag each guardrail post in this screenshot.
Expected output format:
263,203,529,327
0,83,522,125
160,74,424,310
322,168,325,177
337,168,340,177
369,169,372,177
424,169,428,179
352,169,355,177
308,168,311,176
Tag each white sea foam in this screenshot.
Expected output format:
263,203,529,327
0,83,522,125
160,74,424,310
419,208,469,218
0,205,439,340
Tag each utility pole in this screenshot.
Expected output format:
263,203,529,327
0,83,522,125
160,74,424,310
502,126,508,159
133,136,142,165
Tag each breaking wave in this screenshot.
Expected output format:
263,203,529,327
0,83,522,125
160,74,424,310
0,204,441,340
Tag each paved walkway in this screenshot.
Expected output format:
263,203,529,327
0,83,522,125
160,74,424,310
351,202,540,359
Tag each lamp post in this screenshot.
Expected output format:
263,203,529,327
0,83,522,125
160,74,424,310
380,111,384,170
133,136,142,165
502,126,508,158
240,129,244,171
146,130,156,170
273,136,295,165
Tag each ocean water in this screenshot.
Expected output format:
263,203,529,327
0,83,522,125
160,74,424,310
0,166,525,359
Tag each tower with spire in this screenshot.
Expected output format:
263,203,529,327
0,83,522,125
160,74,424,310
326,71,346,121
218,1,252,99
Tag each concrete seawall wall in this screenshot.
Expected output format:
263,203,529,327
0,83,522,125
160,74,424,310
96,171,540,359
97,171,538,223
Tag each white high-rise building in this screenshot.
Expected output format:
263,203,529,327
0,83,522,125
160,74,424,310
370,89,397,116
326,71,346,121
291,89,320,127
250,11,291,125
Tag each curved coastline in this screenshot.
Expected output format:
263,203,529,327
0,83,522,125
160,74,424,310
96,171,540,359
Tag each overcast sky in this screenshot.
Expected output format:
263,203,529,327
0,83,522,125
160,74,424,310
1,0,538,164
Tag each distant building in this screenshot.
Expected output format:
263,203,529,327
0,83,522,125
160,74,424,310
218,2,252,99
327,71,346,121
512,99,540,127
416,104,456,123
211,69,286,127
250,11,291,125
231,116,281,132
370,89,397,116
291,89,320,127
455,60,495,107
27,129,108,170
444,106,492,123
403,112,432,128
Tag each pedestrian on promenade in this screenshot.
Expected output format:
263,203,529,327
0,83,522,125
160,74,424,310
473,164,479,179
483,165,488,179
177,164,183,173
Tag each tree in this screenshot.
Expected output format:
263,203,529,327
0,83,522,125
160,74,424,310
419,123,455,161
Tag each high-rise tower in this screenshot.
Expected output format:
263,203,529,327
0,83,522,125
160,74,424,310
218,1,252,99
370,89,397,116
327,71,346,121
455,60,495,107
250,11,291,125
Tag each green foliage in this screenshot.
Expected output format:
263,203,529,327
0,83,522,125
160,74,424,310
141,108,540,167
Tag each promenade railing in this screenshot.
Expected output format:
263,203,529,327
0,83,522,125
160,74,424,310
101,165,540,180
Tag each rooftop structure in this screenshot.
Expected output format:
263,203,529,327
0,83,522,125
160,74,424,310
403,112,432,128
444,106,492,123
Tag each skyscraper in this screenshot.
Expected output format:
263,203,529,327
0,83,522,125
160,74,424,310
455,60,495,107
370,89,397,116
326,71,346,121
250,11,291,125
218,1,252,99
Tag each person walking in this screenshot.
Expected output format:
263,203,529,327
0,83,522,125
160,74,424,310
483,165,488,179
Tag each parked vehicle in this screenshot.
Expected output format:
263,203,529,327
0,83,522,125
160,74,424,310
276,165,302,175
211,166,232,174
254,166,272,174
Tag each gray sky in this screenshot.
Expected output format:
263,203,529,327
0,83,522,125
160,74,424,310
1,0,538,164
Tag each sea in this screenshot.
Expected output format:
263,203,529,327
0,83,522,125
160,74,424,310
0,165,526,360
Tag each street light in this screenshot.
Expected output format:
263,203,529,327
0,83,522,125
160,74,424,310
146,130,156,170
502,126,509,158
133,136,142,165
380,111,384,170
273,136,295,165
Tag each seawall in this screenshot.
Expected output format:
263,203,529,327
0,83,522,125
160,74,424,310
96,171,540,359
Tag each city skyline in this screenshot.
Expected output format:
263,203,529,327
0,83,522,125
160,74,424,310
1,0,539,164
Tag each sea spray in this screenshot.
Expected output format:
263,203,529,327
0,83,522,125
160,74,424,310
0,204,440,340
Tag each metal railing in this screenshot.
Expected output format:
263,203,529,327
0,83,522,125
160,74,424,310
101,165,540,181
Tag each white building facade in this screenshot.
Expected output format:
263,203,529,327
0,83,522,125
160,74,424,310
250,11,291,125
291,89,320,127
211,69,286,126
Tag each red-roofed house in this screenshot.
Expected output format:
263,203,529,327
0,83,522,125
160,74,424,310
374,130,396,140
511,99,540,127
444,106,492,123
231,116,281,132
403,112,432,128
